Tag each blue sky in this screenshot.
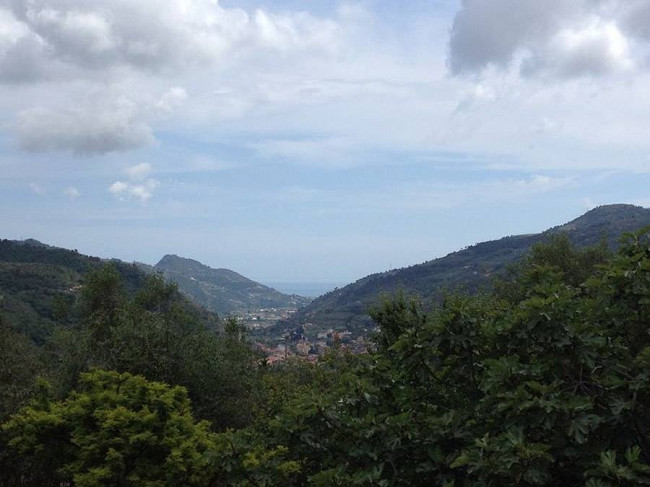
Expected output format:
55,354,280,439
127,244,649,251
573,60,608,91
1,0,649,286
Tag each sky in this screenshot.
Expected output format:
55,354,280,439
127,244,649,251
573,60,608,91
1,0,649,287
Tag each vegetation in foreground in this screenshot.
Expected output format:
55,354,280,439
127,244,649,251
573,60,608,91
2,230,650,485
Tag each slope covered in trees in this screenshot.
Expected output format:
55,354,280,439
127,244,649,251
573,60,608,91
0,240,218,344
153,254,311,314
284,204,650,335
4,228,650,485
0,237,308,346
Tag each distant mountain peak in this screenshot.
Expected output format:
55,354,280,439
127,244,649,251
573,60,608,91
549,204,650,237
572,203,646,221
158,254,198,265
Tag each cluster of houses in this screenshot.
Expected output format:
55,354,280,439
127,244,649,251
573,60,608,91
257,326,369,365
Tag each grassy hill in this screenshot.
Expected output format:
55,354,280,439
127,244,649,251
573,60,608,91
282,204,650,336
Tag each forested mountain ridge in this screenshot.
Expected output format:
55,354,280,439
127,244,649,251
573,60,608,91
284,204,650,333
0,239,146,343
0,234,310,344
0,239,218,343
153,254,311,314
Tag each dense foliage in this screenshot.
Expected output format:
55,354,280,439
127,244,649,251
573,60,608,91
258,231,650,486
3,229,650,485
2,370,215,486
0,317,42,420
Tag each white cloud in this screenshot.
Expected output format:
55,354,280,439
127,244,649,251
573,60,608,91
109,179,158,202
0,0,344,156
0,0,339,79
109,162,159,202
523,20,633,78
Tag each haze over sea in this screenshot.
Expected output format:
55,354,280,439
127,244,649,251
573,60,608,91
261,281,345,298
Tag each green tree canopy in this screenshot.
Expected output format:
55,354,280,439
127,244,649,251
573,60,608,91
2,369,215,487
260,230,650,486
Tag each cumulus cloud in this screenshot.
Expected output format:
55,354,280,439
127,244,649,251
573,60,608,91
109,162,159,202
14,96,154,155
0,0,339,80
522,20,633,78
1,1,229,73
0,0,342,156
449,0,571,74
109,179,158,202
448,0,641,78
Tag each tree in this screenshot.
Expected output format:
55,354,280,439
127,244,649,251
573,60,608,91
0,316,41,421
80,264,125,366
46,268,264,430
2,369,216,486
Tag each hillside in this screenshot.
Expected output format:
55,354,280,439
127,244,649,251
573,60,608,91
154,254,311,315
283,204,650,335
0,240,217,343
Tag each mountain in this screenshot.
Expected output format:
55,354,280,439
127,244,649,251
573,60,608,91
153,254,311,315
0,239,144,343
283,204,650,335
0,240,217,343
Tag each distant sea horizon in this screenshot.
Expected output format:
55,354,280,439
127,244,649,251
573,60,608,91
262,281,347,298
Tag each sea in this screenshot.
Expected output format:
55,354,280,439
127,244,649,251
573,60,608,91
262,281,346,298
